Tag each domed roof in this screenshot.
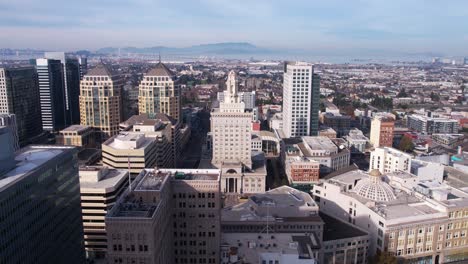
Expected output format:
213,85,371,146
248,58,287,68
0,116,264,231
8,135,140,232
353,172,395,202
369,169,382,177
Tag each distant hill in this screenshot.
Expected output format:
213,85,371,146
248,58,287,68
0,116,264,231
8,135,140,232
96,42,272,55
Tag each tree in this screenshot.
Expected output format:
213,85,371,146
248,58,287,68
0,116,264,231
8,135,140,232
398,135,414,152
397,88,408,98
430,91,440,102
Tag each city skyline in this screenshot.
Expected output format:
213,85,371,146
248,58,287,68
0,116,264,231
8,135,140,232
0,0,467,56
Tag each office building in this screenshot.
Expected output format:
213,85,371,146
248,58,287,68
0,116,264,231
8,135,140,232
407,114,459,134
32,58,66,131
284,146,320,184
80,63,123,142
370,147,411,174
0,143,85,263
0,113,19,151
432,134,464,147
79,166,128,259
209,71,266,194
0,66,42,146
318,127,337,139
102,132,166,174
370,114,395,148
44,52,82,125
138,62,181,121
78,56,88,79
344,128,369,153
282,62,320,138
56,124,95,148
410,159,444,182
312,169,468,263
106,168,221,264
284,136,350,175
119,114,181,168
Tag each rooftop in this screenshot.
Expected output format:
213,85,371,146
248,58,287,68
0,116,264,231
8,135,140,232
60,125,91,133
222,186,319,222
86,63,113,76
0,146,75,192
221,233,319,263
145,62,174,77
103,132,153,150
302,136,338,153
79,166,128,190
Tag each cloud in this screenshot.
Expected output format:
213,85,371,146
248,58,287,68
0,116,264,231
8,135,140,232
0,0,467,55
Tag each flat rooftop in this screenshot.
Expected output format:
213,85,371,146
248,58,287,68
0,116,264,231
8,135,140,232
60,125,90,132
80,166,128,190
321,213,368,241
221,233,319,263
104,132,153,150
0,146,75,192
302,136,337,152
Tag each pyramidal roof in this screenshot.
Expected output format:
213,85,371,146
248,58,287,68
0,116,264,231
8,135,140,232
87,63,113,76
145,62,174,77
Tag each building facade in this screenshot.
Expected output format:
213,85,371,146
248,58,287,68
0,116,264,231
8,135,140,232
138,62,181,121
0,113,19,151
44,52,82,125
370,147,412,174
80,63,123,142
56,124,95,148
282,62,320,138
102,132,161,174
79,166,128,259
0,144,85,263
408,114,459,134
0,66,43,146
370,114,395,148
106,168,221,264
33,58,67,131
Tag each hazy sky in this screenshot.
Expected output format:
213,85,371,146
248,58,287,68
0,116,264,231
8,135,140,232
0,0,467,55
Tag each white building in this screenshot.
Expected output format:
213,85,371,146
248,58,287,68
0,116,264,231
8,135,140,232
312,169,468,263
370,147,412,174
344,128,369,153
282,62,319,138
410,159,445,182
210,70,266,194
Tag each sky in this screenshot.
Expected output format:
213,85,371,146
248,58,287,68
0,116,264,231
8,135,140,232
0,0,467,56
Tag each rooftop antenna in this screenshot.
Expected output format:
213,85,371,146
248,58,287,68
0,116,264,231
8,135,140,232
158,52,161,63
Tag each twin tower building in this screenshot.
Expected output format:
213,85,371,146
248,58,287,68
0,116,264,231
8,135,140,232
79,62,180,141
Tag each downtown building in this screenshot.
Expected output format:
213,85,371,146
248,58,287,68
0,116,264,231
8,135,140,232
32,58,67,131
79,166,129,259
407,114,459,135
0,113,19,151
282,62,320,138
80,63,123,142
45,52,83,125
209,70,266,194
0,129,85,263
312,169,468,263
0,66,43,146
106,168,221,264
138,62,181,121
217,90,256,110
221,185,370,264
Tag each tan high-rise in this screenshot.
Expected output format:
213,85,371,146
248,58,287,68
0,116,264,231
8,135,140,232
138,63,180,121
79,64,123,141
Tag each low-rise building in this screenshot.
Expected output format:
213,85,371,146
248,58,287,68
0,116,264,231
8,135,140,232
102,132,163,174
322,113,352,137
344,128,369,153
312,169,468,263
56,124,95,148
318,127,337,139
432,134,464,147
